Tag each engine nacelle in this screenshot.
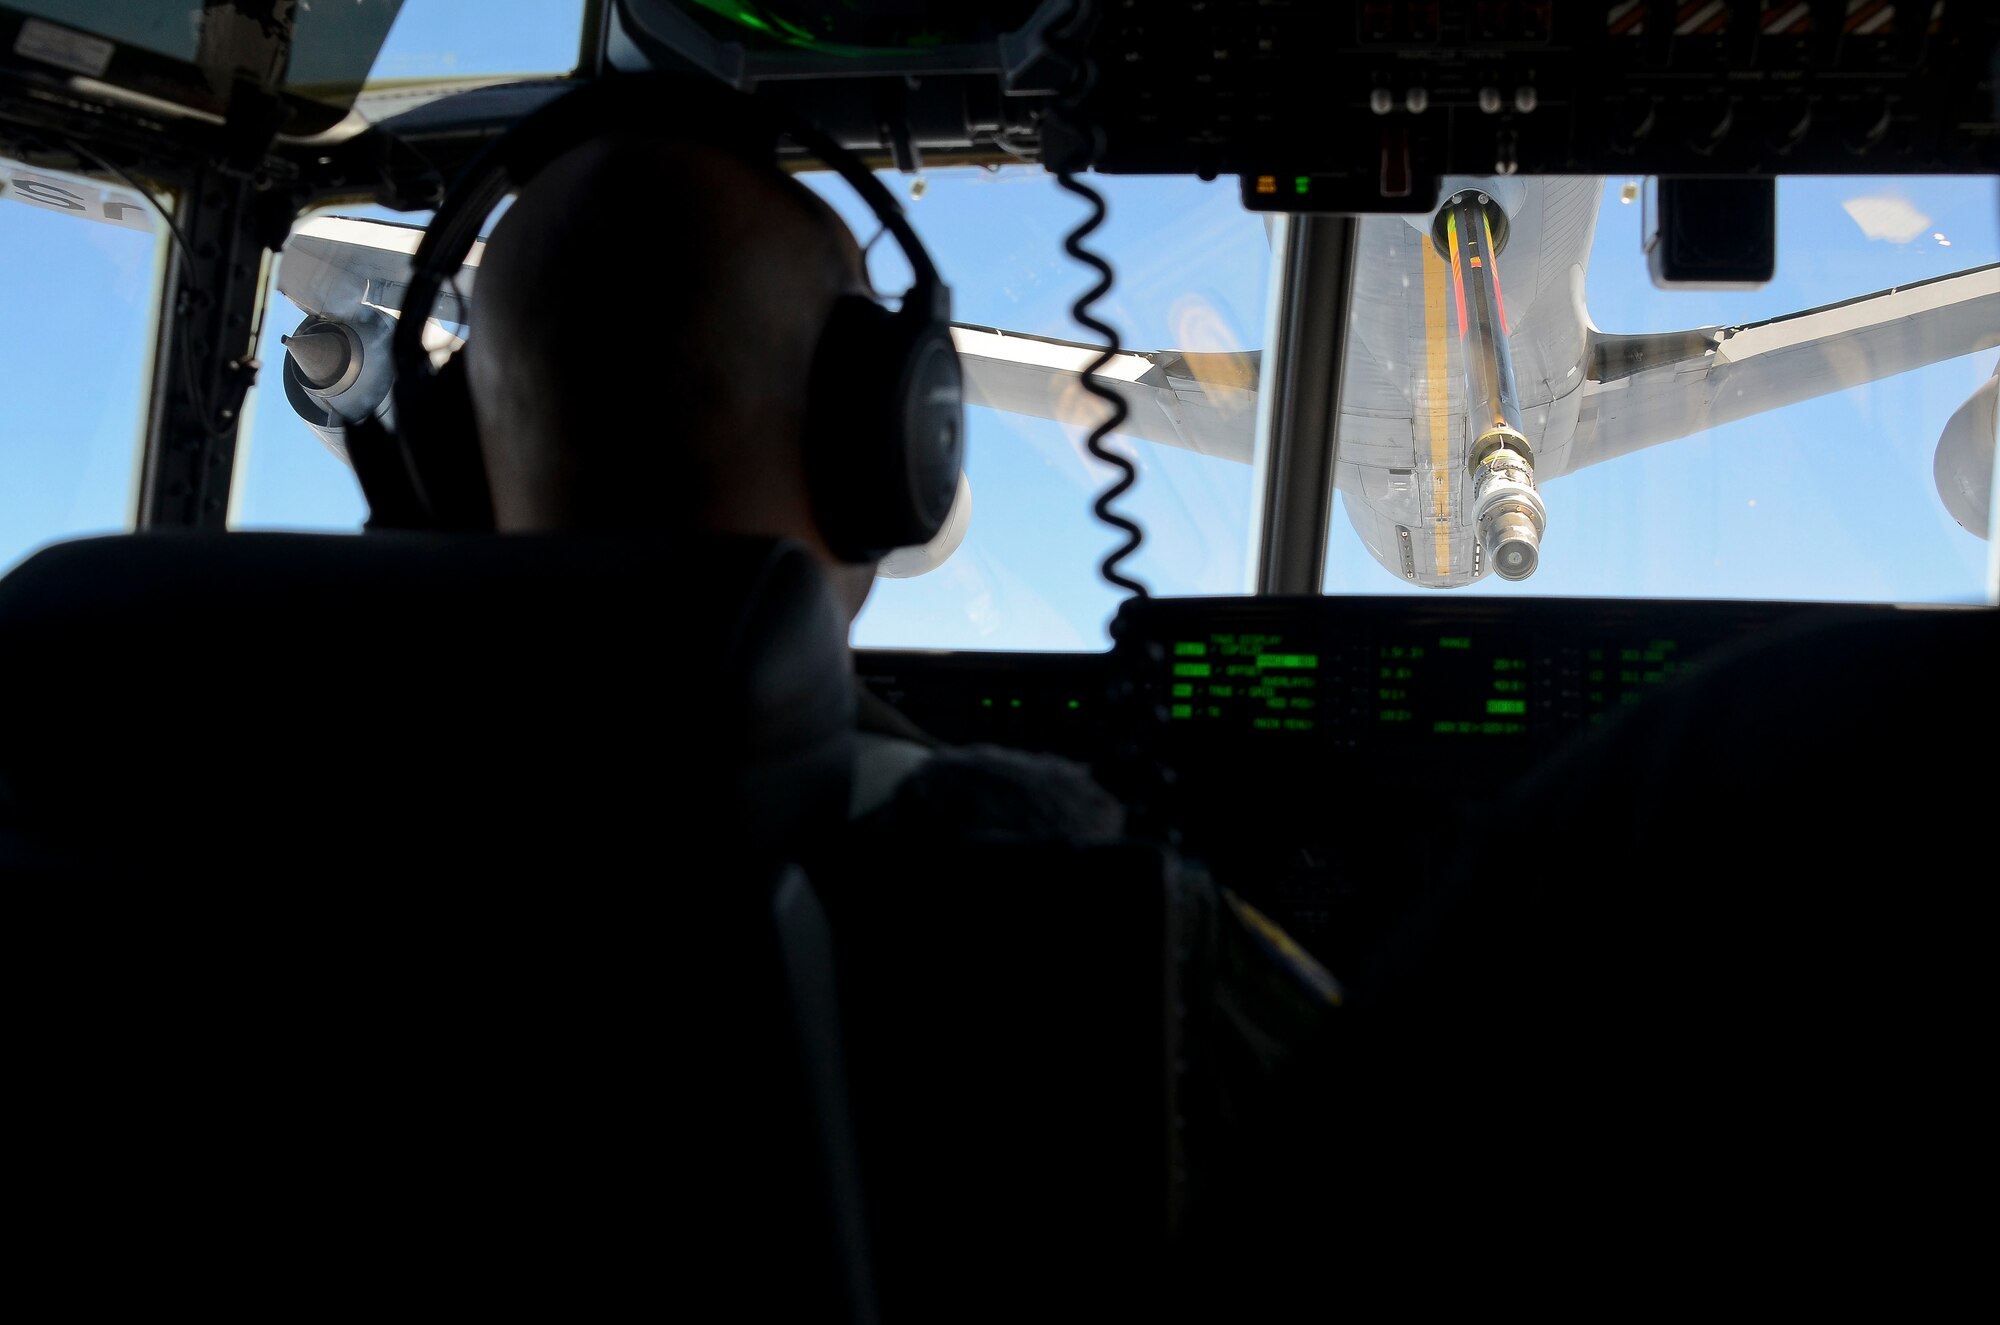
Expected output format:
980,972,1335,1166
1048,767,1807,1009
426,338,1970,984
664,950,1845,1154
1935,362,1998,540
280,306,397,465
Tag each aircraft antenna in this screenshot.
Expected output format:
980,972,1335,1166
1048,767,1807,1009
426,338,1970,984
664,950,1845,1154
1045,0,1148,599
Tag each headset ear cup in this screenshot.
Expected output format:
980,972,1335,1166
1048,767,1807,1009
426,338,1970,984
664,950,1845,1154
807,296,964,563
901,323,966,534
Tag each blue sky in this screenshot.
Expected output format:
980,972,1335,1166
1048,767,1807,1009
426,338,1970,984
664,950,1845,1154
3,0,1995,652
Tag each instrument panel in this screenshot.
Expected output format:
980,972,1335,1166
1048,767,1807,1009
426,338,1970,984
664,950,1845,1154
857,593,1918,973
1070,0,2000,209
628,3,1999,209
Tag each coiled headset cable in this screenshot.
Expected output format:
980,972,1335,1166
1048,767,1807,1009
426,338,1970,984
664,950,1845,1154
1045,0,1148,600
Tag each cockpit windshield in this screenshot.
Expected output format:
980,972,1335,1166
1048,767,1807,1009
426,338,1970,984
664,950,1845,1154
3,3,1996,646
875,169,1998,644
221,165,1997,652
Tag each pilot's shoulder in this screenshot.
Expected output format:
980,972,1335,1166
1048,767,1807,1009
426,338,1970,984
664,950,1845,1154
860,740,1127,842
852,730,934,820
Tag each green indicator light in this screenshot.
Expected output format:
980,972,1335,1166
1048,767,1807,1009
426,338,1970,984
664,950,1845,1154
980,698,993,707
1067,700,1080,710
1173,663,1211,678
1010,698,1023,708
1256,654,1318,669
1170,704,1194,719
1439,636,1471,650
1295,175,1310,194
1173,642,1208,656
1487,699,1527,715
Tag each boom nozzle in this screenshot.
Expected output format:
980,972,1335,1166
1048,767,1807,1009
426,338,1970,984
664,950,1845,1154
1471,444,1545,582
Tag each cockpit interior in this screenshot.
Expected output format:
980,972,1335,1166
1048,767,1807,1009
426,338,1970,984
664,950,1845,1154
3,3,1996,1318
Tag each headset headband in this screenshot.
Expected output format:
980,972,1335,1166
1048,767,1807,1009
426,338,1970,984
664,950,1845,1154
393,73,950,389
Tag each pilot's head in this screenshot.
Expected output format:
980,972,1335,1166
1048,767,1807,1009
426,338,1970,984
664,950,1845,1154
466,134,879,619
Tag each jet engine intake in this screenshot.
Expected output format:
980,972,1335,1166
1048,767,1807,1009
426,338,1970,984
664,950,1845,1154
280,306,396,462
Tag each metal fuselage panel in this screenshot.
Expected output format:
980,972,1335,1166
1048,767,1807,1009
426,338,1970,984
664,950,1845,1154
1337,177,1602,587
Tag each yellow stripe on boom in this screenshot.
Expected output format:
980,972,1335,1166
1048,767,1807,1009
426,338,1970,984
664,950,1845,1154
1422,243,1452,575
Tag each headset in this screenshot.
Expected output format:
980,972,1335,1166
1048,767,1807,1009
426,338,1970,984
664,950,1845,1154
345,72,965,563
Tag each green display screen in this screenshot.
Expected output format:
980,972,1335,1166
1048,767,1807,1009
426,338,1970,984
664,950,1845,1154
1165,632,1322,734
1131,611,1707,749
1378,634,1531,738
